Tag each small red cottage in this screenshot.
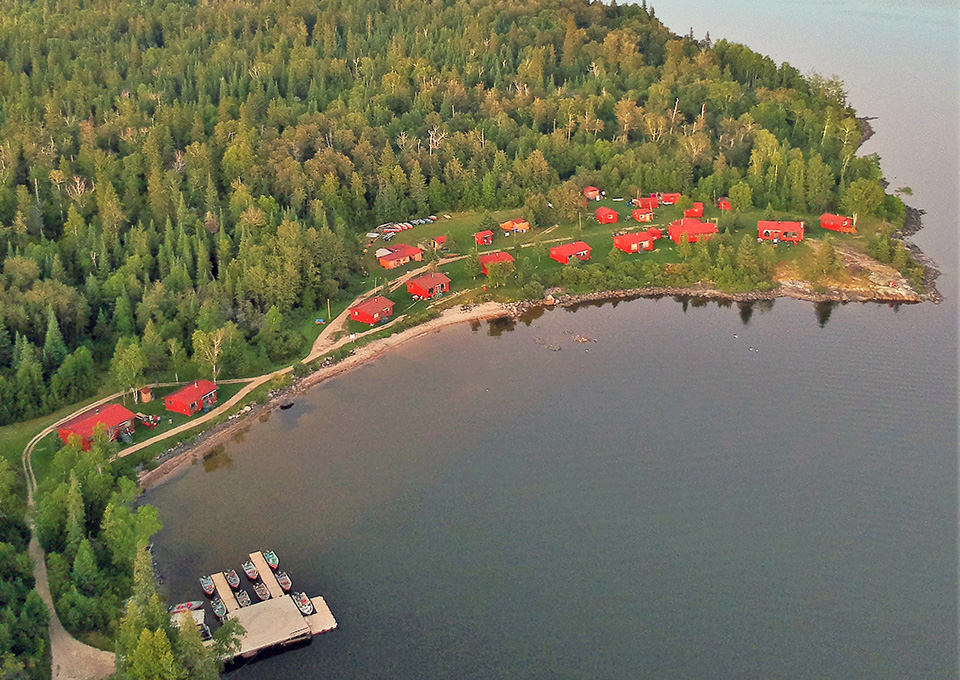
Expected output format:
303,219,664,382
660,192,681,205
430,235,446,249
499,219,516,232
350,295,395,325
668,218,718,244
613,230,659,254
635,195,659,211
758,220,805,244
631,208,654,222
378,243,424,269
584,186,601,201
648,227,662,239
407,272,450,299
820,213,856,234
684,202,704,218
478,251,515,275
165,380,218,417
512,219,530,233
57,403,137,451
550,241,592,264
718,198,732,211
595,207,619,224
474,230,494,245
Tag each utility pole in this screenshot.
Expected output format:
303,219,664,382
327,298,331,320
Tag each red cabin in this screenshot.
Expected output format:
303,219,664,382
595,207,619,224
57,404,137,451
631,208,654,222
758,220,805,244
550,241,592,264
668,218,718,244
635,195,659,211
684,202,704,218
613,230,658,254
350,295,395,325
583,186,601,201
431,235,446,249
648,227,662,239
820,213,856,234
378,243,424,269
474,230,494,245
660,192,681,205
165,380,218,417
718,198,732,211
478,251,515,275
512,219,530,233
407,272,450,299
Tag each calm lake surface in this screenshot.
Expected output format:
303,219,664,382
147,3,958,678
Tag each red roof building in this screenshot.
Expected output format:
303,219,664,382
499,219,516,232
684,202,704,218
407,272,450,299
820,213,855,234
58,403,137,451
583,186,601,200
350,295,395,325
648,227,662,239
378,243,424,269
635,195,659,211
165,380,218,417
512,219,530,233
758,220,805,244
474,230,494,245
613,230,658,254
595,207,619,224
431,235,446,249
478,251,515,275
668,218,718,244
632,208,654,222
660,192,681,205
718,198,732,211
550,241,592,264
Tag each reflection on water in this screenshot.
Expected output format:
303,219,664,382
201,444,233,472
232,426,249,444
815,301,836,327
486,316,516,336
738,301,754,325
258,411,271,423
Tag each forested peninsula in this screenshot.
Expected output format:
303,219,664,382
0,0,937,676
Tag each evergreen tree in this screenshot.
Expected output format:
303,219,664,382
43,306,68,374
0,313,12,369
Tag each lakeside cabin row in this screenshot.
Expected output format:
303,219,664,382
349,272,452,326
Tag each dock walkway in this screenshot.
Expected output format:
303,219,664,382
249,551,285,599
211,572,240,612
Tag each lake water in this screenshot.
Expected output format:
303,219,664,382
146,3,958,678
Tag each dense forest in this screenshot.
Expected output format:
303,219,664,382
0,0,901,430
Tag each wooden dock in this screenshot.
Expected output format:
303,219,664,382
210,572,240,612
303,596,337,635
248,551,285,599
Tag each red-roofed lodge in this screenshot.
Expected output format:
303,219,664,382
474,230,494,246
820,213,855,234
478,251,515,275
407,272,450,299
350,296,395,325
668,218,718,244
758,220,805,244
613,230,659,254
595,207,619,224
58,403,136,450
632,208,654,222
378,243,424,269
165,380,218,417
550,241,592,264
684,202,704,218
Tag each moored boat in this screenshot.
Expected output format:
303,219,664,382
199,623,212,641
292,592,314,615
242,560,259,581
275,571,292,592
253,581,270,601
199,575,215,596
167,600,204,615
236,590,251,607
225,569,240,589
211,598,227,621
263,550,279,570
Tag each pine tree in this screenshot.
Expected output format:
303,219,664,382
43,306,68,373
65,472,86,558
72,538,100,595
0,313,12,369
114,292,135,337
15,343,44,419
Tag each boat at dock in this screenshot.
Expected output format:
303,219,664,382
199,575,215,596
211,598,227,621
225,569,241,589
242,560,259,581
292,592,314,615
262,550,279,570
275,571,292,592
167,600,204,615
236,590,252,607
199,623,212,641
253,581,271,601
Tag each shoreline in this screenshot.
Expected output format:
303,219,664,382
139,273,939,492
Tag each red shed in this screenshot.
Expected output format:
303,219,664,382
758,220,805,244
499,219,516,232
57,403,137,451
165,380,218,417
550,241,592,264
407,272,450,299
684,202,704,218
820,213,856,234
378,243,424,269
635,195,659,211
478,251,515,275
474,230,494,245
431,235,446,249
613,231,657,254
648,227,662,239
718,198,732,211
583,186,601,201
631,208,654,222
668,218,718,244
512,219,530,233
350,295,395,325
595,207,619,224
660,192,681,205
